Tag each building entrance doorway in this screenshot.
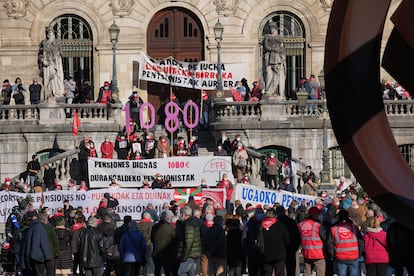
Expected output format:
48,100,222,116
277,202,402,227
147,8,205,124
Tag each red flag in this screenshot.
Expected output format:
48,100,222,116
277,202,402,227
230,86,243,102
72,111,81,136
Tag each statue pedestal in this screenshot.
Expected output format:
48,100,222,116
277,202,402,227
38,103,66,124
261,95,288,120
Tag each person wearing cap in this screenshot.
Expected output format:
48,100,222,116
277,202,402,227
119,221,147,276
298,206,331,276
232,142,248,182
328,210,364,276
78,216,105,275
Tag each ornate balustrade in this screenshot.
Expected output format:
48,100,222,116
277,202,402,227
0,103,123,123
213,99,414,122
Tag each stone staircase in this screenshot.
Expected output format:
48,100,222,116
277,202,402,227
152,125,216,156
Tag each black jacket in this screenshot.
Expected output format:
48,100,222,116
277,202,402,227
261,218,290,262
79,226,105,268
203,223,226,259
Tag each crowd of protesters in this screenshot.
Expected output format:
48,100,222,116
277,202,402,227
1,178,414,276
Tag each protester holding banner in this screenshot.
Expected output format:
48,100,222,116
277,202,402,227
217,173,234,214
157,135,171,158
143,132,157,159
115,133,130,160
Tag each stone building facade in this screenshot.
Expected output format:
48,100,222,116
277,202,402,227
0,0,400,101
0,0,406,182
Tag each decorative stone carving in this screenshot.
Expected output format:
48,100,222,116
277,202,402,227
4,0,28,19
320,0,334,12
214,0,238,17
109,0,135,17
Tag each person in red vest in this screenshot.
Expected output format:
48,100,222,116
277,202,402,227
328,209,364,276
216,173,234,214
101,136,114,159
298,206,331,276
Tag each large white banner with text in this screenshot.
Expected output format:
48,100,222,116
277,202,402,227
140,53,248,90
88,156,234,188
235,184,318,208
0,189,175,222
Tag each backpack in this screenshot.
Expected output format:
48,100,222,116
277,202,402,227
104,235,120,261
253,226,265,255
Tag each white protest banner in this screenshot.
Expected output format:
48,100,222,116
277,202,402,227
277,190,318,208
235,184,280,207
235,184,318,208
0,189,175,222
88,156,234,188
140,53,248,90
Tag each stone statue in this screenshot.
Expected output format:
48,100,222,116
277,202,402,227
39,26,64,100
263,22,286,99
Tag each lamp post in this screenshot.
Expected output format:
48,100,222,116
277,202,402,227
318,69,331,189
213,19,224,98
108,21,120,100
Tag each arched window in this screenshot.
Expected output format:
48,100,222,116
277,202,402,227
49,14,93,93
259,11,305,99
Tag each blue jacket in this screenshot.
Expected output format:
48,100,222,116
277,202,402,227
20,220,52,270
119,230,146,263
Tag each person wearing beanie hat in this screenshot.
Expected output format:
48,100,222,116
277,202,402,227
119,220,147,275
104,192,119,209
78,216,105,275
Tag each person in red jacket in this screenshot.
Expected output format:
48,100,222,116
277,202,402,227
363,217,388,275
298,206,330,276
101,136,114,159
328,209,364,276
216,173,234,214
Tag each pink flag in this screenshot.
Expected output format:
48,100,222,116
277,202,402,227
123,102,130,134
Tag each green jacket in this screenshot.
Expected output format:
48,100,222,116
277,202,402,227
42,223,59,258
177,217,202,261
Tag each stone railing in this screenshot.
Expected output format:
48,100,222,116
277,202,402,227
0,103,123,123
213,99,414,121
40,149,80,183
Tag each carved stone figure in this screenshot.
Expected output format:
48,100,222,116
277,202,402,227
4,0,28,18
320,0,334,12
109,0,135,17
214,0,238,16
39,26,64,100
263,22,286,99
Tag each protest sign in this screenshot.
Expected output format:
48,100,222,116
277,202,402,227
88,156,234,188
235,184,318,208
140,53,248,90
